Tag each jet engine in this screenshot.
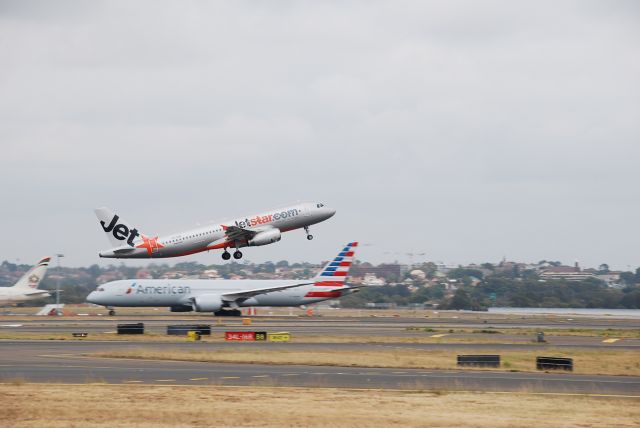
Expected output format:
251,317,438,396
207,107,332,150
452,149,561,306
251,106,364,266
248,229,281,246
191,294,223,312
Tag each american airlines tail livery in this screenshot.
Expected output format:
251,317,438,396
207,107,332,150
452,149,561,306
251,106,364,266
94,202,335,260
87,242,359,316
0,257,51,305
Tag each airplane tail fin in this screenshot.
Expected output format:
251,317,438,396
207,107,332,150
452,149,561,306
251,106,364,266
13,257,51,290
313,242,358,287
94,207,142,248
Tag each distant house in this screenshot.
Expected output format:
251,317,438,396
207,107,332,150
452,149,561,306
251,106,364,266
539,264,595,281
136,269,153,279
201,269,220,279
362,273,386,286
595,272,622,287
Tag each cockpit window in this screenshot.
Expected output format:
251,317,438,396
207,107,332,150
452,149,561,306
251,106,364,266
97,287,105,292
316,203,324,208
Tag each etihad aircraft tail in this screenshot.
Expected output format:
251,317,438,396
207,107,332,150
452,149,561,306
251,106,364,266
13,257,50,290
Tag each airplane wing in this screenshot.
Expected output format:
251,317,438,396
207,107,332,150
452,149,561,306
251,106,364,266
221,282,312,302
24,290,51,296
222,225,258,242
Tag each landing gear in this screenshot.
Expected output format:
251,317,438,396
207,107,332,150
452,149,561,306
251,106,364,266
108,309,116,316
222,250,231,261
304,226,313,240
233,250,243,259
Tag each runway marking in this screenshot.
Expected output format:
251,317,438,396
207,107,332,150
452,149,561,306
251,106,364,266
282,374,299,376
190,378,208,381
124,380,143,383
221,376,240,379
252,375,269,378
155,379,176,382
392,372,407,374
37,354,92,360
430,334,448,338
603,338,620,343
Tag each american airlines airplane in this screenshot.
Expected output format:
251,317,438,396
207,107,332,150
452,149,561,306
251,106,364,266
87,242,359,316
0,257,51,305
95,202,335,260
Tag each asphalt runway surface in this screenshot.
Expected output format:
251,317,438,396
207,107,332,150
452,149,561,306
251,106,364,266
3,313,639,331
2,316,639,348
1,314,638,395
0,340,638,395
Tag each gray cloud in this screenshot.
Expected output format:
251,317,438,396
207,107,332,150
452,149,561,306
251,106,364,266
1,1,638,269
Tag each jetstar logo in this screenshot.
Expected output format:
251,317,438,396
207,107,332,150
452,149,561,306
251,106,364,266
136,235,164,256
100,214,140,247
234,208,299,228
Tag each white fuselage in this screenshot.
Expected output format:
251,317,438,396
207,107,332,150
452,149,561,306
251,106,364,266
0,288,51,305
86,279,348,308
98,202,335,259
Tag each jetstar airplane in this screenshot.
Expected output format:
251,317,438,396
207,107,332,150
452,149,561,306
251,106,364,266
87,242,359,316
0,257,52,305
94,202,335,260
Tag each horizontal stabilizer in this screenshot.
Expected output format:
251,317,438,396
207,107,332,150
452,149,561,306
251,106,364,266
113,247,137,254
24,290,51,296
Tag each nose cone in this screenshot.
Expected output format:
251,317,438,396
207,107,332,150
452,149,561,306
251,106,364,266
86,291,99,304
324,207,336,219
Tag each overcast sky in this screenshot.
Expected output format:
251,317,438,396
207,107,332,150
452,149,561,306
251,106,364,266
1,1,639,269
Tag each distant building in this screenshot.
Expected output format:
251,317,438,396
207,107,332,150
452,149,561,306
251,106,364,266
362,273,385,286
539,263,595,281
350,264,402,281
161,270,189,279
201,269,220,279
410,269,426,281
595,272,622,287
136,269,152,279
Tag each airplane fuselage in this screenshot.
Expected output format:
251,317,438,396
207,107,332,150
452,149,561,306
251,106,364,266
98,202,335,259
0,289,51,305
87,279,349,308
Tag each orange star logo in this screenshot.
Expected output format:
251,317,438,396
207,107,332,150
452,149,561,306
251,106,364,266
136,235,164,256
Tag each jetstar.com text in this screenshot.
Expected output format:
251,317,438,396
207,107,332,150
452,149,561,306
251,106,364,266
235,209,299,228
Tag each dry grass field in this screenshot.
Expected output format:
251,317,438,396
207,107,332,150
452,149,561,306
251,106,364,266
94,346,640,376
0,383,638,428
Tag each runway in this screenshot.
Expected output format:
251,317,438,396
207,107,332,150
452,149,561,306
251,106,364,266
2,316,639,348
1,341,638,395
3,313,639,332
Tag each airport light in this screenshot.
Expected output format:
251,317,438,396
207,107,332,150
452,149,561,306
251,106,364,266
55,254,64,316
